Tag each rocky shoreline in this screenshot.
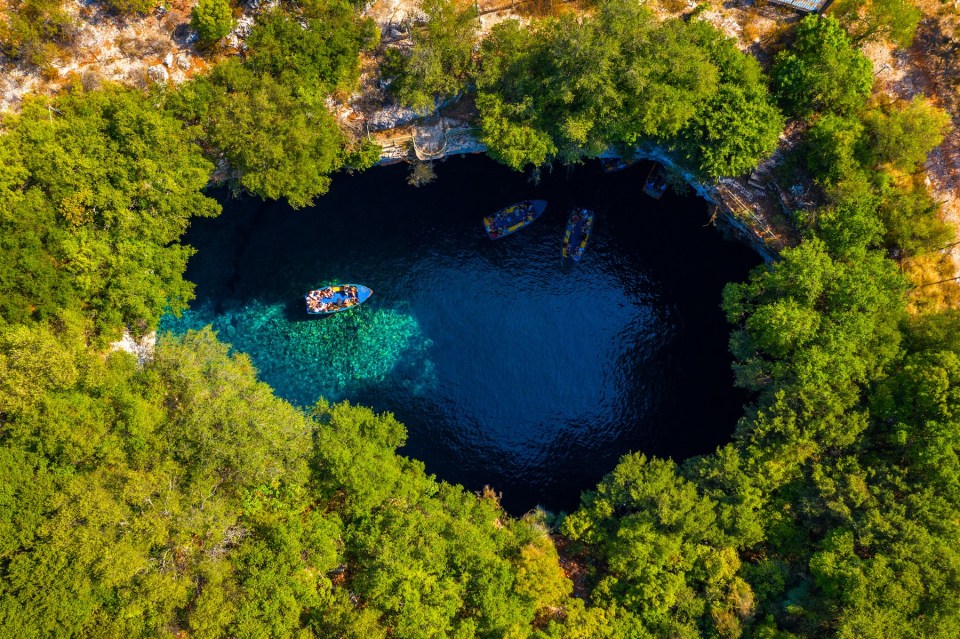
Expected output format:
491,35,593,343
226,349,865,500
374,123,781,263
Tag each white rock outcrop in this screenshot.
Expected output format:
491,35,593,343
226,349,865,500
147,64,169,83
110,330,157,367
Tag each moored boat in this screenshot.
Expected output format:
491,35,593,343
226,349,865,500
483,200,548,239
600,156,638,173
643,164,668,199
562,208,595,264
305,284,373,315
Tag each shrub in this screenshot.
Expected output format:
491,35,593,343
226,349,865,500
191,0,234,47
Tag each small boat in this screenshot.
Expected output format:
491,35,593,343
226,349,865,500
643,164,668,199
483,200,548,240
562,208,595,264
305,284,372,315
600,156,638,173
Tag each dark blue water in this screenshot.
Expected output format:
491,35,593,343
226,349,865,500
163,155,760,514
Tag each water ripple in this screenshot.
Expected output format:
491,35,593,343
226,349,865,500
164,156,760,513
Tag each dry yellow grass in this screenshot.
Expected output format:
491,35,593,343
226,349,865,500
903,252,960,312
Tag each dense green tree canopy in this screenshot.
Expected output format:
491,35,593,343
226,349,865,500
0,86,219,336
3,2,960,638
0,326,574,637
796,94,951,260
171,0,380,209
681,83,784,177
829,0,922,48
772,15,873,119
861,97,951,173
246,0,379,94
190,0,235,47
475,0,782,175
563,454,753,639
169,60,352,208
384,0,479,112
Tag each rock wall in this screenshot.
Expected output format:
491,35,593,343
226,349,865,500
377,129,780,263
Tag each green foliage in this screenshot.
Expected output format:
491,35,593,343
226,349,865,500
803,113,865,183
191,0,234,47
246,0,379,93
724,240,906,453
0,86,219,336
475,0,781,175
682,84,784,177
0,325,577,637
563,454,753,638
5,2,960,637
709,189,960,637
170,60,348,208
772,15,873,118
797,99,950,259
476,92,557,171
813,176,884,258
344,137,386,170
385,0,479,112
310,399,559,637
0,0,75,67
876,179,952,256
171,0,378,208
105,0,158,15
861,97,951,173
828,0,922,47
0,326,313,637
514,521,572,610
872,350,960,488
904,309,960,354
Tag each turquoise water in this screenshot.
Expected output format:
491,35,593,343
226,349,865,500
164,301,436,403
163,156,760,513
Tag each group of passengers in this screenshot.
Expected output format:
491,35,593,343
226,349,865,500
487,202,535,238
306,286,360,313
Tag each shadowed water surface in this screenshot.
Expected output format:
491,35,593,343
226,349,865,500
162,155,760,514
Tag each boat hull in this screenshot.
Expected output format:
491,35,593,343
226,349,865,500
600,156,637,173
643,164,668,199
305,284,373,315
562,208,595,264
483,200,548,239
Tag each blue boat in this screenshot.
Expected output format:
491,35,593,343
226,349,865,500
562,208,595,264
483,200,548,240
305,284,372,315
643,164,668,199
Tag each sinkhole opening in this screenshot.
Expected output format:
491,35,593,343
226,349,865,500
162,155,761,514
